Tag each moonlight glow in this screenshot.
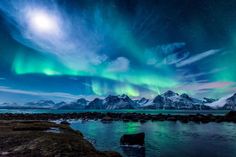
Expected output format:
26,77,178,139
26,9,61,36
0,0,236,101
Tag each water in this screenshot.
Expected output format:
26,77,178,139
0,109,229,115
70,120,236,157
0,109,235,157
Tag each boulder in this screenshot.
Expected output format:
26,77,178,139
101,116,113,122
60,120,70,125
120,132,145,146
225,111,236,122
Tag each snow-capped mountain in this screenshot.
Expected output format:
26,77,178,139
24,100,56,108
144,90,203,109
85,94,138,109
57,98,89,109
135,97,152,107
86,98,104,109
206,93,236,110
103,94,138,109
1,91,236,110
203,97,217,103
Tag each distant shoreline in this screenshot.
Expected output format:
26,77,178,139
0,111,236,123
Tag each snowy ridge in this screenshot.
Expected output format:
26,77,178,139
1,91,236,110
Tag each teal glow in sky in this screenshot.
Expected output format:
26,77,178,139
0,0,236,102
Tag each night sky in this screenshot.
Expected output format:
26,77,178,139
0,0,236,103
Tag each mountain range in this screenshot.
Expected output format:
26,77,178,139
1,91,236,110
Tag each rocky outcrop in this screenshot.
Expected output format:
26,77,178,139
0,120,121,157
1,112,236,123
120,132,145,146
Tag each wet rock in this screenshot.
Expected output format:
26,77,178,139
123,119,130,122
0,111,236,123
140,119,147,123
167,116,177,121
225,111,236,120
101,116,113,122
120,132,145,146
60,120,70,125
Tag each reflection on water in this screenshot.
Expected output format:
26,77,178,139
70,120,236,157
121,146,145,157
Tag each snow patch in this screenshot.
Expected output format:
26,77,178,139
205,94,234,108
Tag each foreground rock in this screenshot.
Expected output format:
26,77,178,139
120,132,145,146
0,120,121,157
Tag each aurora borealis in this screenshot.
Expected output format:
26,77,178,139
0,0,236,103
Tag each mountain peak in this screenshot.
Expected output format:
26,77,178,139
163,90,178,97
119,94,129,99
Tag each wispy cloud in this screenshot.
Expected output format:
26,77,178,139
107,57,130,72
176,81,235,91
183,67,226,79
164,51,189,65
0,86,80,100
176,49,221,67
145,42,189,67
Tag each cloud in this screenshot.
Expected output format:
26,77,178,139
157,42,186,55
107,57,129,72
0,86,79,100
183,67,226,79
176,81,235,91
0,0,111,72
90,54,108,65
164,51,189,65
145,42,189,67
176,49,221,67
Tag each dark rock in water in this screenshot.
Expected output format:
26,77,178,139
225,111,236,121
0,120,121,157
101,116,113,122
226,111,236,116
60,120,70,125
140,119,147,123
120,132,145,146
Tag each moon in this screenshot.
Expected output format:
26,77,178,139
26,9,61,36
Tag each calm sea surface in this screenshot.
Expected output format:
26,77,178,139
0,109,235,157
70,120,236,157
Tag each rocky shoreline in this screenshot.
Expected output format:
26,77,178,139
0,111,236,123
0,120,121,157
